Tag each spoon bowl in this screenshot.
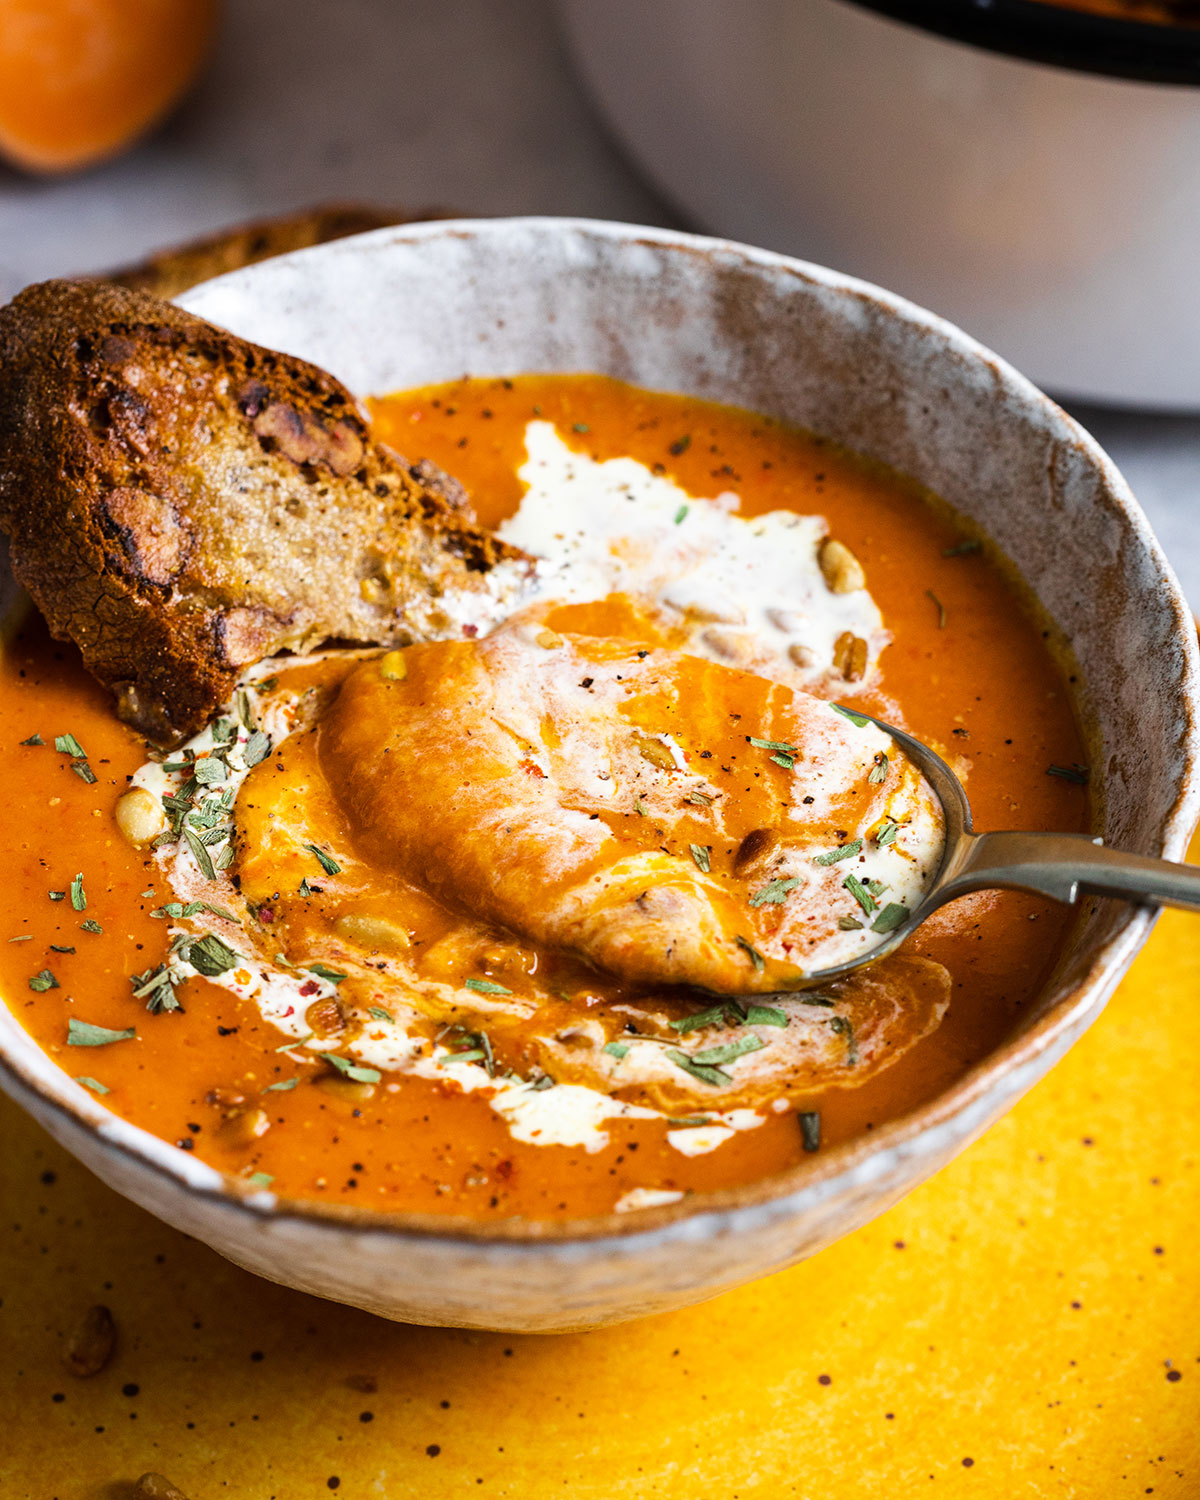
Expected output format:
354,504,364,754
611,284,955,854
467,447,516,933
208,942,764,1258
781,707,1200,992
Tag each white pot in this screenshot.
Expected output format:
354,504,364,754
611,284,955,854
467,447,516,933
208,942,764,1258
559,0,1200,409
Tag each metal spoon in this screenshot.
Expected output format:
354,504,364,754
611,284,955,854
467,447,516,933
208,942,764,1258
784,711,1200,989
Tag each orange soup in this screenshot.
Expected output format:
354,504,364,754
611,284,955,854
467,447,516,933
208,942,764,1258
0,376,1089,1220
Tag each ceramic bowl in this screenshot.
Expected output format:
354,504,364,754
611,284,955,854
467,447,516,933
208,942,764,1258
1,218,1197,1331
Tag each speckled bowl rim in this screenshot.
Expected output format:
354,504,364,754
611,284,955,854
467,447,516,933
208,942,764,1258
1,217,1197,1254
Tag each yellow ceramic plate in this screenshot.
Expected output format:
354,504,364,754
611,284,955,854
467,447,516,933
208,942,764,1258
4,836,1197,1497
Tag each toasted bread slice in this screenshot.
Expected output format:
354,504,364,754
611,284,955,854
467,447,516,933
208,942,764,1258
105,203,444,300
0,279,534,743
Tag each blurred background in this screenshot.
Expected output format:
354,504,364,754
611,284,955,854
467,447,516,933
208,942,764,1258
0,0,1197,597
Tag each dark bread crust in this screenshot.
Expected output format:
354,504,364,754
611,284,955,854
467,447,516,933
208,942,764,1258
106,203,445,300
0,278,531,743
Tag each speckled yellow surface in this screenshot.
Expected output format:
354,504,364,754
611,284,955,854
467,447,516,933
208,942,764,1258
3,846,1198,1500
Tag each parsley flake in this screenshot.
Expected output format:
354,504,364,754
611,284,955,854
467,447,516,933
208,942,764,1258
54,733,86,758
264,1077,299,1092
307,963,347,984
814,839,863,867
831,704,870,728
68,1019,135,1047
843,873,877,915
75,1076,110,1094
673,503,689,525
185,934,240,976
828,1014,860,1064
320,1053,381,1084
871,902,910,934
799,1111,821,1152
80,918,103,934
735,934,765,971
368,1006,394,1023
744,1004,788,1027
692,1035,765,1067
243,730,272,768
875,820,900,847
464,977,511,995
28,968,58,991
689,843,711,873
868,753,889,785
749,876,800,907
247,1172,274,1190
666,1048,732,1087
603,1041,630,1059
305,843,342,876
20,733,43,746
69,872,86,911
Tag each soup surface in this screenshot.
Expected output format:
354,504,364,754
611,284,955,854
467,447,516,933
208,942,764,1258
0,375,1089,1221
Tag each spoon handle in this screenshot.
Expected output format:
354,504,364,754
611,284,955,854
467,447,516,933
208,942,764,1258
942,830,1200,912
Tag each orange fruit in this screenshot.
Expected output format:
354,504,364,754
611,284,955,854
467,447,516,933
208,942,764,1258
0,0,219,175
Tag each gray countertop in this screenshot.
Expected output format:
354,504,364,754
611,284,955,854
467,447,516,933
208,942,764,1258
1,0,1196,604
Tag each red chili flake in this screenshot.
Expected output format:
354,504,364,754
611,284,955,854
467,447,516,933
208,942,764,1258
462,623,478,638
299,980,319,997
258,907,275,923
281,1005,294,1018
519,759,546,779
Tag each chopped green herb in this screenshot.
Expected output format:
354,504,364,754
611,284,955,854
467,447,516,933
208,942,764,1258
871,902,910,934
7,934,31,943
247,1172,274,1189
437,1049,486,1067
151,899,240,924
843,873,877,915
319,1052,381,1084
368,1006,394,1023
942,539,982,557
211,717,235,745
667,1116,713,1129
799,1110,821,1152
68,1018,135,1047
735,934,765,971
28,968,58,991
925,589,946,629
48,890,65,902
745,1004,789,1027
669,434,692,456
798,993,836,1008
193,757,227,786
132,963,180,1013
770,751,796,769
868,753,889,785
75,1076,109,1094
49,944,75,954
183,826,216,881
243,730,272,768
875,820,899,847
634,799,649,816
864,878,888,897
464,977,511,995
307,963,347,984
185,934,240,977
673,503,689,525
749,876,800,907
1047,763,1090,785
828,1014,860,1064
299,877,314,897
837,915,863,931
814,839,863,867
529,1073,556,1091
69,872,86,911
749,736,799,755
831,704,870,728
71,760,98,785
54,733,86,758
692,1035,766,1067
572,422,590,433
669,1002,734,1034
666,1048,732,1087
684,789,714,807
304,843,342,876
264,1077,299,1092
20,733,43,746
603,1041,630,1059
276,1034,313,1052
689,843,711,873
79,918,102,934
